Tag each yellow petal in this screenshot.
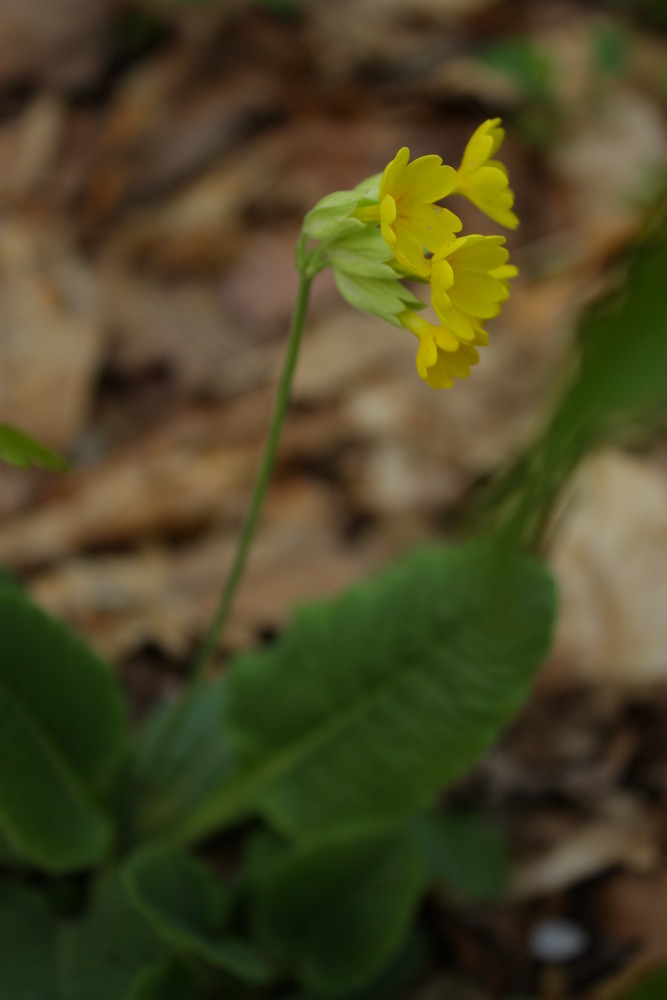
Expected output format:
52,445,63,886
432,300,476,341
379,147,410,200
431,283,453,320
447,344,479,378
446,305,478,341
416,334,438,378
380,195,399,248
475,201,519,230
459,119,504,173
492,264,518,281
435,326,459,352
460,129,494,175
487,120,505,157
400,157,458,203
421,206,462,253
391,226,430,276
450,236,508,272
448,272,506,317
431,255,454,292
425,364,454,390
425,350,455,388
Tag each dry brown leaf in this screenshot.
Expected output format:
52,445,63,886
30,479,385,659
549,450,667,686
511,795,659,899
305,0,500,81
0,0,109,89
553,88,667,253
102,152,263,273
0,95,65,206
597,867,667,966
101,266,283,396
0,221,104,449
0,433,254,571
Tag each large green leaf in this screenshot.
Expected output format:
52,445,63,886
59,872,165,1000
0,882,57,999
552,241,667,438
130,680,233,842
286,929,430,1000
0,424,66,471
0,591,126,871
129,959,199,1000
123,844,273,984
413,810,510,901
487,226,667,549
180,539,556,843
250,827,424,996
617,968,667,999
0,566,21,590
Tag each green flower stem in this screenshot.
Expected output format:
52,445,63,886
190,271,313,685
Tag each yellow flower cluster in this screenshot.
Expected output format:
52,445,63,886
362,119,518,389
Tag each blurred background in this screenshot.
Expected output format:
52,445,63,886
0,0,666,995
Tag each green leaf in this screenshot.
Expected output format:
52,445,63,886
278,929,430,1000
180,539,556,843
250,827,425,995
329,249,398,281
0,424,66,471
302,191,365,241
591,22,629,77
551,241,667,435
0,565,21,591
0,590,126,871
478,38,554,100
489,229,667,550
333,227,394,262
123,844,274,984
130,680,233,841
354,174,382,199
254,0,300,15
413,810,510,901
0,882,57,999
333,269,412,324
129,959,199,1000
617,967,667,999
310,927,431,1000
331,229,424,322
329,226,401,279
555,242,667,430
607,0,667,30
59,872,165,1000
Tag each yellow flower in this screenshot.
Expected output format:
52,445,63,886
401,311,481,390
374,148,462,277
429,234,517,343
456,118,519,230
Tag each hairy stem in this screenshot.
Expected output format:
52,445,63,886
190,272,313,684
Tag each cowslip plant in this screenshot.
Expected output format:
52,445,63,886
195,119,519,675
2,127,665,1000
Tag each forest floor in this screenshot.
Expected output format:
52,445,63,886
1,1,667,996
